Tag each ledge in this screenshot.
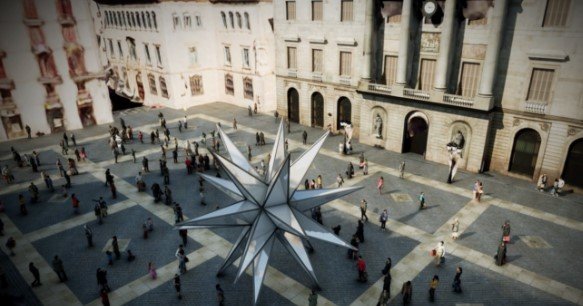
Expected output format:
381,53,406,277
308,37,326,44
283,35,300,42
336,38,356,46
527,50,569,62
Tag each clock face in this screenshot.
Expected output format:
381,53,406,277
424,2,437,15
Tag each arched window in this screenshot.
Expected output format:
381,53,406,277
244,12,250,30
509,129,541,176
236,12,242,28
159,76,168,98
221,12,227,28
152,11,157,29
148,73,157,95
229,11,234,28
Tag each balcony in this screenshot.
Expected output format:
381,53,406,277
524,101,547,114
358,80,494,112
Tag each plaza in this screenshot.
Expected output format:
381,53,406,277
0,102,582,305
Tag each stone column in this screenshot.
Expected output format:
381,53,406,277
396,0,412,85
434,0,457,91
478,0,508,96
361,0,375,80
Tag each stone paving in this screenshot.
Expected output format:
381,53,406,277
0,102,582,305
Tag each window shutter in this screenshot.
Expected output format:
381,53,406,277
459,62,480,97
384,55,397,85
312,49,323,72
543,0,570,27
419,59,436,91
341,0,354,22
527,68,554,102
312,1,323,21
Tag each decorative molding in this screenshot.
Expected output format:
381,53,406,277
539,122,550,132
308,37,326,44
567,127,581,137
512,118,521,127
283,35,300,42
336,37,356,46
527,50,569,62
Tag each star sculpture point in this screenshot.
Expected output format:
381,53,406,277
176,121,362,304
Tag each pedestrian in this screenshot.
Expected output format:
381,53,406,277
29,182,39,203
260,132,265,145
64,171,71,188
71,193,80,214
233,117,237,130
274,110,279,123
106,250,114,266
5,237,16,256
399,161,405,179
96,268,111,292
138,131,143,143
348,235,359,260
452,266,463,293
142,156,149,172
379,209,388,231
255,132,260,146
18,194,28,215
377,289,390,306
100,289,110,306
112,236,120,259
356,255,367,282
501,220,511,244
71,133,77,147
356,220,365,243
52,255,68,282
216,283,225,306
174,274,182,299
33,150,41,166
537,173,548,192
127,249,136,262
74,148,81,162
477,180,484,202
451,218,460,240
434,241,445,266
253,102,258,114
84,224,93,247
174,203,184,223
178,120,183,133
164,185,173,205
377,176,384,194
248,105,253,116
302,130,308,145
148,262,157,279
336,173,344,187
429,275,439,302
308,289,318,306
63,133,69,147
26,124,31,139
382,257,392,275
110,181,117,199
360,199,369,222
179,229,188,246
247,145,252,161
472,180,480,201
80,147,87,161
495,241,507,266
104,169,111,186
401,281,412,305
113,148,119,163
131,149,136,163
316,175,323,189
172,148,178,163
346,162,354,179
184,116,188,129
94,203,103,225
363,159,369,175
29,262,41,287
419,192,426,210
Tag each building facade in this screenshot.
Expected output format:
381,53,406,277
0,0,113,140
91,0,277,112
275,0,583,189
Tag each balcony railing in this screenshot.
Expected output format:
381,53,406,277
368,83,392,94
403,88,430,100
443,93,474,107
524,101,547,114
339,76,351,85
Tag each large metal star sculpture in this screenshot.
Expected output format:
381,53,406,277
176,121,362,304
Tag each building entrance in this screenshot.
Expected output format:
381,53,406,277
287,88,299,123
311,92,324,128
509,129,540,177
563,139,583,188
403,116,428,156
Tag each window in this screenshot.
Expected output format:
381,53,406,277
287,47,297,69
196,15,202,27
312,1,323,21
225,73,234,95
221,12,227,28
148,74,157,95
141,12,147,29
312,49,323,72
543,0,570,27
131,12,136,28
108,39,114,57
127,38,137,60
243,77,253,99
419,58,436,91
236,12,242,28
155,45,162,67
190,75,203,96
229,12,234,28
384,55,397,85
224,46,231,65
126,12,131,28
144,44,151,65
339,51,352,76
188,47,198,66
121,12,126,27
152,11,157,29
160,76,168,98
117,40,123,57
387,15,401,23
242,48,250,68
244,12,250,30
526,68,554,102
146,12,151,28
341,0,354,22
458,62,480,97
468,17,487,26
173,13,181,30
136,12,142,28
184,14,192,29
286,1,296,20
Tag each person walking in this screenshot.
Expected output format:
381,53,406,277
6,237,16,256
100,289,110,306
451,218,460,240
381,257,392,275
94,202,103,225
419,192,426,210
19,194,28,216
495,241,507,266
84,225,93,247
216,283,225,306
401,281,412,305
356,220,365,243
377,289,390,306
232,117,238,130
71,193,80,214
363,159,369,175
399,161,405,179
105,250,114,266
247,145,252,161
452,266,463,293
302,130,308,145
96,268,111,292
179,229,188,246
25,124,31,139
356,255,367,282
360,199,369,222
29,262,41,287
71,134,77,147
316,175,323,189
434,241,445,267
382,273,392,297
379,209,388,231
377,177,384,194
52,255,68,282
112,236,120,260
501,220,511,244
148,262,157,280
309,289,318,306
248,105,253,117
174,274,182,299
429,275,439,302
29,182,39,203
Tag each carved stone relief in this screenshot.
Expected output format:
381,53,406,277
421,32,440,53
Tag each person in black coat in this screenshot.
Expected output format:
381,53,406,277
356,220,365,243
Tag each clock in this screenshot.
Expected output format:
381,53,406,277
423,0,437,18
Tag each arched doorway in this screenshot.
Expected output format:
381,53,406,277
337,97,351,129
562,139,583,188
287,88,299,123
311,92,324,128
403,114,429,156
508,129,541,176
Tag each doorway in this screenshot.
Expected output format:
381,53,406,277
287,88,299,123
337,97,351,129
311,92,324,128
562,139,583,188
403,115,429,156
508,129,541,176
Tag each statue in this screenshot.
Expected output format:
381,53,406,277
374,114,383,139
445,130,465,183
447,130,465,149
